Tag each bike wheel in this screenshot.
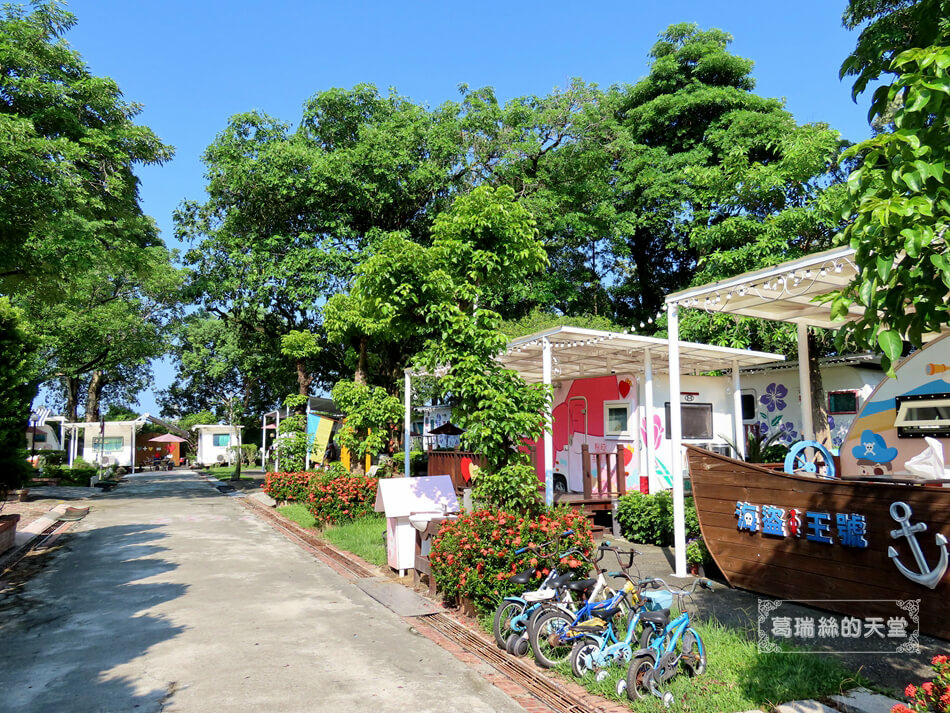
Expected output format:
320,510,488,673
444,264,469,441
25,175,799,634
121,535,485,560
570,638,600,678
638,621,660,650
681,628,707,676
527,603,568,639
625,652,656,701
530,609,575,669
493,600,524,649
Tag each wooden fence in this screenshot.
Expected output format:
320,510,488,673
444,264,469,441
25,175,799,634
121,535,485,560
426,450,487,491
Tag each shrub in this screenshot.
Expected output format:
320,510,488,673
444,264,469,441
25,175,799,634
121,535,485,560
429,507,594,614
893,654,950,713
686,537,710,565
616,492,700,546
471,462,542,516
263,471,316,503
306,471,378,527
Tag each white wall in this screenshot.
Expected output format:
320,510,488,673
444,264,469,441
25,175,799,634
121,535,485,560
81,425,136,467
740,364,880,454
196,428,240,466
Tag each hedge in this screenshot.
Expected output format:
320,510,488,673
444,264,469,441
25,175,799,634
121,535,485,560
615,491,701,546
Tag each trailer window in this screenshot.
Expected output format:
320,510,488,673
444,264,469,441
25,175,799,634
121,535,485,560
828,390,858,414
213,433,231,447
895,393,950,438
664,403,713,440
93,436,123,452
604,402,631,436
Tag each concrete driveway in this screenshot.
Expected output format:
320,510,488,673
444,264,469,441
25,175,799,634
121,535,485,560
0,471,524,713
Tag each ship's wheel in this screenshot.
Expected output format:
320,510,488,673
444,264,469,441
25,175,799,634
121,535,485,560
783,441,836,478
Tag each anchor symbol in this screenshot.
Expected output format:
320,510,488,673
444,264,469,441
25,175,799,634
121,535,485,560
887,501,948,589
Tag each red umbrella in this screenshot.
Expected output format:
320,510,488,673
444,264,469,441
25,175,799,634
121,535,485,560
148,433,188,443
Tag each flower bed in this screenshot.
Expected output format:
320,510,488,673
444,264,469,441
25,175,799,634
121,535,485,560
262,471,315,503
429,507,594,614
893,655,950,713
306,472,378,527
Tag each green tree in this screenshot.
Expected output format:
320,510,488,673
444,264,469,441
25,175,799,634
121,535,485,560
830,42,950,370
330,381,402,469
179,86,470,396
0,298,37,498
0,2,173,293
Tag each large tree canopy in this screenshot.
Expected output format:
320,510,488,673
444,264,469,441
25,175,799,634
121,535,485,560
0,2,173,294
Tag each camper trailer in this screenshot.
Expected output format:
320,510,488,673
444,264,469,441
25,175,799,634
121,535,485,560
191,424,243,467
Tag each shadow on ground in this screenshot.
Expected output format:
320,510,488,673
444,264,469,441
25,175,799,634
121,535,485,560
0,523,187,713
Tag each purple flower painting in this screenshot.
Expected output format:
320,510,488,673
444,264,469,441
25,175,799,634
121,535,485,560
778,421,799,443
759,382,788,412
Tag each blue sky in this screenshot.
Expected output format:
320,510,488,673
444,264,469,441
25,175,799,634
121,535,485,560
60,0,874,416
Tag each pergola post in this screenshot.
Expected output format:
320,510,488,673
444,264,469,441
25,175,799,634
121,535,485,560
542,337,554,507
404,371,411,477
275,410,281,472
644,348,654,493
130,423,136,474
732,359,745,460
797,323,814,441
667,303,687,577
261,415,267,470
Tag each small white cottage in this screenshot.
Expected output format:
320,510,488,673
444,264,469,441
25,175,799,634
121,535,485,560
63,417,147,469
191,424,243,467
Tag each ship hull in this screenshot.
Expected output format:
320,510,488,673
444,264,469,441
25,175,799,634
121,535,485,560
687,446,950,640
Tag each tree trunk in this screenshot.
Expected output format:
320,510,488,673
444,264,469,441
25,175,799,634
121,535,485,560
807,331,831,446
354,335,368,386
84,370,106,422
230,421,242,481
296,358,313,397
64,376,80,422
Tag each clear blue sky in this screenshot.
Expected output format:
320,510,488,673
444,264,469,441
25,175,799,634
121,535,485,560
60,0,873,416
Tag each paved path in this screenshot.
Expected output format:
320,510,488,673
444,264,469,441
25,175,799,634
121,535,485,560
0,471,523,713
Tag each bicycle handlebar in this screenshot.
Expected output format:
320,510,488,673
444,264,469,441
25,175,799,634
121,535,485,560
513,530,575,557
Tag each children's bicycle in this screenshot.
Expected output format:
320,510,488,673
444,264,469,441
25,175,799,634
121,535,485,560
528,542,642,669
624,577,714,706
568,578,671,692
491,531,587,655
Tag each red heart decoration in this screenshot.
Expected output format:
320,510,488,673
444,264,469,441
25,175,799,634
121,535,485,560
461,457,473,484
618,379,631,399
623,446,633,466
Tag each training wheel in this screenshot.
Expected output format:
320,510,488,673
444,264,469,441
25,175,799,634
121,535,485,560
596,670,609,682
783,440,836,478
616,679,627,697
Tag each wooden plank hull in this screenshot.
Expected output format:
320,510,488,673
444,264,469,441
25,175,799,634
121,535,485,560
687,446,950,640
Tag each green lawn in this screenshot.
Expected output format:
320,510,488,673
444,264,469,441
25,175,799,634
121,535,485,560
558,618,869,712
324,514,387,567
204,465,256,480
275,505,386,567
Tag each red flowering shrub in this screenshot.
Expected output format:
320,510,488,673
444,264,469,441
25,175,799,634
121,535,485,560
428,507,594,614
263,471,316,503
306,471,378,527
893,655,950,713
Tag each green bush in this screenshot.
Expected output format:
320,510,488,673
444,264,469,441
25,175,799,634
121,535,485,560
471,462,542,516
39,450,67,466
616,491,700,546
305,471,378,527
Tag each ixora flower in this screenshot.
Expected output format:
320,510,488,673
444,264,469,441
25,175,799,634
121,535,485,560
760,382,788,412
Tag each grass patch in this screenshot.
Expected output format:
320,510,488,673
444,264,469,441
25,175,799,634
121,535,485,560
560,619,869,712
323,514,387,567
278,503,317,529
204,465,255,481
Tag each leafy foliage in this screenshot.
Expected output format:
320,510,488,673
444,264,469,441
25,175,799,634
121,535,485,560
830,44,950,371
471,463,542,516
0,298,37,497
616,492,701,546
0,2,173,292
263,471,316,503
330,380,402,467
274,395,309,471
429,508,593,613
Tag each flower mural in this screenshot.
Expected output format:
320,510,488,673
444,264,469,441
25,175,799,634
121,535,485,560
777,421,799,444
759,382,788,412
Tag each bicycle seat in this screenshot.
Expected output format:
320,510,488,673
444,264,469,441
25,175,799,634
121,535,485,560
509,567,535,585
550,572,574,589
641,609,670,626
566,578,596,593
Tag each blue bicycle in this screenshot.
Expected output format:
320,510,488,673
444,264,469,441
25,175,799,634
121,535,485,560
624,577,713,706
528,543,641,669
568,579,671,690
491,531,584,655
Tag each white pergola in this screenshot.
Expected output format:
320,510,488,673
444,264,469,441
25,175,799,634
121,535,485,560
63,415,149,472
665,244,950,576
497,326,783,576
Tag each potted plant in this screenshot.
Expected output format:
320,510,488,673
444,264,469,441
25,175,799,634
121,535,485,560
685,537,710,576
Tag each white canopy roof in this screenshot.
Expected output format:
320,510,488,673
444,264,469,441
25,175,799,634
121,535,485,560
665,246,861,328
498,325,784,381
